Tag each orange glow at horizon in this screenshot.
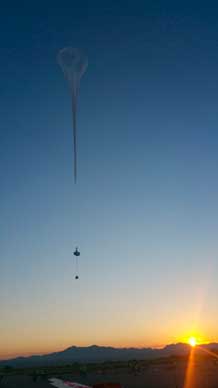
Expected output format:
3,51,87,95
0,324,214,361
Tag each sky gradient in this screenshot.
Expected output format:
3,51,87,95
1,1,218,359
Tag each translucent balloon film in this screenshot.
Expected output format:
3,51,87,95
57,47,88,183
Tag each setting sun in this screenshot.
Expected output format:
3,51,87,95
188,337,197,347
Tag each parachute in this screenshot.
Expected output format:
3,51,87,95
57,47,88,183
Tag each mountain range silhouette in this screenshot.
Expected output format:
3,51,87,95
1,343,218,367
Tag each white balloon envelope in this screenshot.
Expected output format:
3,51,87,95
57,47,88,183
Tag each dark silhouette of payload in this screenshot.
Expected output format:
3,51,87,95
74,247,80,256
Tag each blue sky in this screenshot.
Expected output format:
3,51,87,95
1,1,218,358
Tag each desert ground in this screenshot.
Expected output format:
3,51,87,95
1,356,218,388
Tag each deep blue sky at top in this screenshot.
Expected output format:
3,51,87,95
2,0,218,355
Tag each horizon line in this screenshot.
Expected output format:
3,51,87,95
0,341,213,362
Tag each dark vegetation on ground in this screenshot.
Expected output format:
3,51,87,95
0,353,217,378
1,353,218,388
0,355,181,379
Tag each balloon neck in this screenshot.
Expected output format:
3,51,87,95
69,77,79,98
71,87,78,106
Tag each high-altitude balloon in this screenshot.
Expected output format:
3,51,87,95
57,47,88,183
